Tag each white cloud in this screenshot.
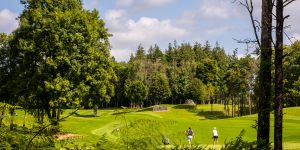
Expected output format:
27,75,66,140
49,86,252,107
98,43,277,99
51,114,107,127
116,0,133,7
111,49,135,62
105,9,129,32
199,0,231,19
110,17,186,49
0,9,18,34
116,0,175,10
83,0,99,10
205,26,232,35
105,9,187,60
285,0,300,34
174,0,239,40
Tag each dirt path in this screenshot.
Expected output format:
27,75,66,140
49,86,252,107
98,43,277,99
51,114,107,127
56,133,81,140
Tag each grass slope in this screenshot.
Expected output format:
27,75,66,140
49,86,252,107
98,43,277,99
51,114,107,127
6,105,300,149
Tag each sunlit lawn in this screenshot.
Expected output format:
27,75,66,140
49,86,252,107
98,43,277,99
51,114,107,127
5,105,300,149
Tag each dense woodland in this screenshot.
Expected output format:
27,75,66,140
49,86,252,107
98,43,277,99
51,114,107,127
109,41,300,114
0,0,300,149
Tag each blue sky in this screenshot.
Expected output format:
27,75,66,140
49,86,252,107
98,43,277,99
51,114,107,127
1,0,299,61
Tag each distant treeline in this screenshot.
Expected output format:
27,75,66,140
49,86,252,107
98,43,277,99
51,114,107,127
107,41,300,117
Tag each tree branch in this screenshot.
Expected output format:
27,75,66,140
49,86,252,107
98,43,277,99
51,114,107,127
238,0,261,48
26,108,79,150
283,0,295,7
283,15,290,20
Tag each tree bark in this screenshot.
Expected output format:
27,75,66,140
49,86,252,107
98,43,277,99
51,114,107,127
52,108,57,119
249,93,252,115
274,0,284,149
23,109,27,127
257,0,273,148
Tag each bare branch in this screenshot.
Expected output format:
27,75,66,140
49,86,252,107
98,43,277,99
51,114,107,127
284,25,291,29
284,31,293,45
271,37,276,49
272,12,277,19
233,38,257,44
239,0,261,47
254,20,261,29
233,38,260,54
283,0,296,7
283,15,290,20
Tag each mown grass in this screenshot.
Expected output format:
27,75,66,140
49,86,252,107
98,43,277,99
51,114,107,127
3,105,300,149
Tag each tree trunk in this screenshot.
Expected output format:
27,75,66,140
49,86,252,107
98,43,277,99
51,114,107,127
238,97,241,117
232,98,234,117
52,108,57,119
23,109,27,127
241,95,244,116
10,108,15,131
233,98,236,117
249,93,252,115
274,0,284,149
211,97,213,113
41,109,44,123
93,105,98,117
257,0,273,148
57,109,61,120
0,107,4,127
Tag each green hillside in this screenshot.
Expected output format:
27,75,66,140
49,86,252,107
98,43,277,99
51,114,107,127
6,105,300,149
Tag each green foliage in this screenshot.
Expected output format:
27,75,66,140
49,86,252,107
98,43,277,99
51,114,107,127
0,125,55,149
148,73,171,104
4,0,116,120
185,78,206,103
111,119,168,150
284,41,300,106
124,80,148,107
196,58,219,85
147,44,164,63
221,130,257,150
288,77,300,105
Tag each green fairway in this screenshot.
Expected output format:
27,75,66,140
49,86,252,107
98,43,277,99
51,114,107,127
5,105,300,149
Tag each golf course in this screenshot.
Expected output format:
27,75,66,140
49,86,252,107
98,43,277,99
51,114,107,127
1,0,300,149
9,104,300,149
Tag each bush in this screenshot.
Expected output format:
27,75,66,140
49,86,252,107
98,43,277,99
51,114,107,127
0,125,55,149
221,130,272,150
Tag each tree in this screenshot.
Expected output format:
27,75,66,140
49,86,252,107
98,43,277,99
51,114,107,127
237,0,273,147
148,73,171,105
0,34,11,102
186,78,206,104
9,0,115,120
196,58,219,85
289,77,300,104
257,0,273,146
111,62,128,107
284,42,300,106
124,80,148,108
147,44,164,63
274,0,284,149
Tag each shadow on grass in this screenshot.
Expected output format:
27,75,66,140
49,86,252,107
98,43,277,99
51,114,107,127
137,107,153,112
74,112,98,118
172,104,227,120
112,111,132,115
172,104,196,109
197,111,227,120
